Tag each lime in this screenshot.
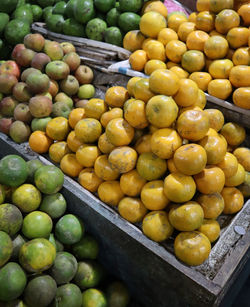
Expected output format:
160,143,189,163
82,288,107,307
72,235,99,260
12,184,41,213
39,192,67,219
0,203,23,236
0,231,13,267
22,211,53,239
26,159,43,183
0,155,28,187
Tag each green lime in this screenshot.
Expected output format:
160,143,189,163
39,192,67,219
72,235,99,260
12,184,41,213
22,211,53,239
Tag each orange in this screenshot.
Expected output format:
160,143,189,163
177,22,196,42
178,105,203,116
173,78,199,107
195,11,215,32
129,49,148,71
169,201,204,231
141,180,169,210
76,145,100,167
134,134,152,154
226,27,250,49
209,30,226,37
139,11,167,38
215,9,240,34
229,65,250,88
167,158,178,173
226,48,235,60
204,36,229,59
205,58,213,71
186,30,210,51
199,133,227,164
217,152,239,178
94,155,120,181
157,28,178,46
165,40,187,63
49,141,70,163
220,122,246,146
136,152,167,181
169,66,189,79
123,30,145,52
232,47,250,65
142,38,156,51
100,107,123,128
174,231,211,266
189,72,212,91
142,0,168,18
181,50,205,73
106,118,134,147
98,181,124,207
29,131,53,154
46,117,70,141
120,169,147,197
198,219,220,243
237,3,250,26
196,0,210,11
203,109,225,131
177,109,209,141
60,153,83,177
126,76,142,97
188,12,197,23
75,118,102,143
145,40,166,61
233,147,250,171
209,59,234,79
225,164,245,187
78,168,103,193
133,79,154,103
68,108,85,129
66,130,83,152
221,187,244,214
144,59,166,75
194,166,225,194
84,98,107,120
118,197,148,223
173,144,207,175
196,192,225,219
149,69,180,96
207,79,232,100
98,132,115,154
150,128,182,159
163,172,196,203
146,95,179,128
209,0,234,13
124,99,148,129
108,146,137,174
167,13,188,33
105,86,129,108
142,211,173,242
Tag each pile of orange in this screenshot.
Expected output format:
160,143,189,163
28,69,250,265
124,0,250,109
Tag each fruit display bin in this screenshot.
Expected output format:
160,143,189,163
0,132,249,307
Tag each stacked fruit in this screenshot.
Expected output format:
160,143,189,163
27,64,250,266
124,0,250,109
0,154,130,307
0,33,95,143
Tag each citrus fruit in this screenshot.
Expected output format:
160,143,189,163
221,187,244,214
22,211,53,239
140,11,167,38
141,180,169,211
46,117,70,141
217,152,238,178
123,30,145,52
75,118,102,144
220,122,246,146
34,165,64,194
233,147,250,171
73,260,104,289
26,159,43,183
225,163,245,187
19,238,56,273
0,155,28,187
142,0,168,17
100,108,123,128
157,28,178,46
0,203,23,236
149,69,180,96
72,235,99,260
49,252,78,285
215,9,240,34
120,169,146,197
82,288,107,307
55,214,84,245
94,155,120,181
238,171,250,198
78,168,103,193
198,219,220,243
10,234,26,261
40,193,67,219
106,118,134,147
194,166,225,194
196,192,224,219
174,231,211,266
49,141,71,163
24,275,57,307
129,49,148,71
98,181,124,206
60,154,83,178
233,87,250,110
52,283,82,307
0,262,27,302
0,231,12,267
142,211,173,242
207,79,232,100
12,184,41,213
118,197,148,223
199,133,227,164
203,109,224,132
29,131,53,154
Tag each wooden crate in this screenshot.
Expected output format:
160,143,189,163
0,132,249,307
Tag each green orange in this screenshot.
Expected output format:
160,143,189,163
22,211,53,239
82,288,107,307
0,203,23,236
0,231,13,267
12,184,41,213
